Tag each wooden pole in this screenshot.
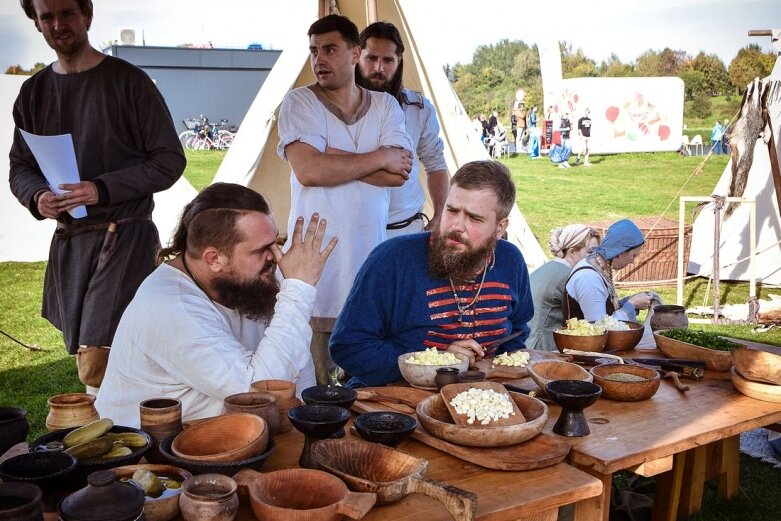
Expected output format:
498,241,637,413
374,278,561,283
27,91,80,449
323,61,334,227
712,198,723,323
367,0,378,23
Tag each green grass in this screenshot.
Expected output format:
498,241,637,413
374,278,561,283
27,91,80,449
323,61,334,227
182,149,225,191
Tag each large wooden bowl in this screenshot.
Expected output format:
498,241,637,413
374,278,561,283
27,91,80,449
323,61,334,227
590,364,661,401
397,352,469,390
250,379,296,401
604,321,644,351
553,330,608,353
171,413,268,463
654,331,736,371
730,367,781,403
415,392,548,447
527,360,593,394
112,464,192,521
731,348,781,385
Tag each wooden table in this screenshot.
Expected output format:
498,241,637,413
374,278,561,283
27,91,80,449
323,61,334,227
508,346,781,521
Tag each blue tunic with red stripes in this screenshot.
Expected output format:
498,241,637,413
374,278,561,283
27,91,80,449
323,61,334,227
330,232,533,387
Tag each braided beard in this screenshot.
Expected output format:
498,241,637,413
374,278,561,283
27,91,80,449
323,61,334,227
428,229,496,280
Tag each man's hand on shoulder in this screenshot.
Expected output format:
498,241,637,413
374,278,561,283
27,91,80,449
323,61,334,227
272,213,337,286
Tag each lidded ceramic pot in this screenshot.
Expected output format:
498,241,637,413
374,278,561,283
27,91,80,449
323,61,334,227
58,470,145,521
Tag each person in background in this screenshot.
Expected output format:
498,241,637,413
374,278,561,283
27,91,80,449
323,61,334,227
559,112,572,149
10,0,185,394
277,14,413,384
711,120,724,155
545,105,554,121
564,219,653,323
330,161,533,388
527,225,599,351
528,105,538,128
576,108,592,166
356,21,449,238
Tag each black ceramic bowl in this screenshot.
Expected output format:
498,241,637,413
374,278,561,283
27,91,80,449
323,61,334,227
31,425,151,483
158,435,275,476
0,451,77,486
301,385,358,410
354,412,417,446
0,407,29,456
288,404,351,438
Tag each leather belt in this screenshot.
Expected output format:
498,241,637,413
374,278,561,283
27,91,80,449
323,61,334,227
386,212,427,230
55,215,152,270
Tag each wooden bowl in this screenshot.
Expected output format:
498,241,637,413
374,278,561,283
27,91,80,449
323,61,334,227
112,464,192,521
171,413,268,462
158,436,275,476
250,380,296,401
730,367,781,403
654,331,736,371
415,392,548,447
604,321,644,351
590,364,661,401
397,352,469,390
235,468,376,521
553,330,608,353
527,360,593,394
731,348,781,385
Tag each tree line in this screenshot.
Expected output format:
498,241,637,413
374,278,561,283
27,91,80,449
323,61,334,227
447,40,776,120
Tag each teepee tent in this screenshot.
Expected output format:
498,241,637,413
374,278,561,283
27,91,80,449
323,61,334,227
214,0,547,270
687,58,781,285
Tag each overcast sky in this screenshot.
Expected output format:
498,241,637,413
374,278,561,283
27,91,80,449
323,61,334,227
1,0,778,71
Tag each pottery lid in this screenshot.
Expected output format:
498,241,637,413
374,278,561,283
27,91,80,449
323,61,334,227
58,470,144,521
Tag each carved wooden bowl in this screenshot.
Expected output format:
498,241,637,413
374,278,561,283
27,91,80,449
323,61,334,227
171,413,268,463
553,330,608,353
731,348,781,385
604,321,644,351
527,360,593,394
397,352,469,390
590,363,661,401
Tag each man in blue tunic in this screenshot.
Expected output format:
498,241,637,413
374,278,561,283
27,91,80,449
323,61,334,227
330,160,533,387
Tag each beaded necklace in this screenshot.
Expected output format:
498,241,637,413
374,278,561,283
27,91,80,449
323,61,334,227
448,259,489,323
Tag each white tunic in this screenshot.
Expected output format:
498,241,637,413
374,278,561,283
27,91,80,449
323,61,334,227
277,85,411,326
95,264,317,426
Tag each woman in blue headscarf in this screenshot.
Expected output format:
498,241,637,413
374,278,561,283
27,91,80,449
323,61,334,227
563,219,653,322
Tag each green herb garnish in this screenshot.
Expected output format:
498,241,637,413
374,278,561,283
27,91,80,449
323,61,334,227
659,329,741,351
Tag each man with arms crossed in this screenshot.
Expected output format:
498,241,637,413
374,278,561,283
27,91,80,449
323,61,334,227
277,14,413,384
331,161,534,387
96,183,337,426
10,0,185,393
356,21,449,237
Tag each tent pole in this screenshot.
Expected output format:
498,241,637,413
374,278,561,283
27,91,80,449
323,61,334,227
712,197,724,323
765,111,781,220
367,0,378,23
677,198,685,305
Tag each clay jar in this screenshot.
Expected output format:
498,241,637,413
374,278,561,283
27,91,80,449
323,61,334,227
434,368,461,390
179,474,239,521
649,305,689,332
139,398,183,464
223,392,281,435
0,407,29,456
458,370,486,384
45,394,99,433
0,482,43,521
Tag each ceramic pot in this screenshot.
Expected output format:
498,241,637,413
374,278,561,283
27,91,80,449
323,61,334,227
140,398,182,464
179,474,238,521
223,392,281,435
649,305,688,332
434,368,460,390
0,407,29,456
45,394,99,433
58,470,145,521
0,482,43,521
458,370,486,383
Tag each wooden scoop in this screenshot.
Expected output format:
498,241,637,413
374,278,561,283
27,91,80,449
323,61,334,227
440,382,525,426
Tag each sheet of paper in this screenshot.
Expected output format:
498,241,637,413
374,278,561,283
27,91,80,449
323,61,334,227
19,129,87,219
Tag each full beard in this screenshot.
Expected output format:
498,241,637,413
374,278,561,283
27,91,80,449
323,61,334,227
212,270,281,324
428,229,497,281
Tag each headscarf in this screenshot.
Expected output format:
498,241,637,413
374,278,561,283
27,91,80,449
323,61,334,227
592,219,644,261
549,224,591,258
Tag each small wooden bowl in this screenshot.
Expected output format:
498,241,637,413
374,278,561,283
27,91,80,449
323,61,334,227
415,392,548,447
250,380,296,401
604,321,644,351
553,330,608,353
158,436,275,477
730,367,781,403
590,364,661,402
397,352,469,390
527,360,593,394
731,348,781,385
171,413,268,463
112,464,192,521
654,331,736,371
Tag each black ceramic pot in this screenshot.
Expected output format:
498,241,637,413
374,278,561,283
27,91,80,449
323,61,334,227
354,412,417,446
0,482,43,521
546,380,602,437
0,407,29,456
58,470,145,521
0,451,78,510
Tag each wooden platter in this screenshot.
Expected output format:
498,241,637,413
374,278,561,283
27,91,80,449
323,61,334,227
439,382,525,427
472,349,561,379
653,331,736,371
730,367,781,403
731,347,781,385
352,387,570,471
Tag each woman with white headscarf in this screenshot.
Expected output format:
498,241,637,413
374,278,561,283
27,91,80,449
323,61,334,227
564,219,654,323
527,224,599,351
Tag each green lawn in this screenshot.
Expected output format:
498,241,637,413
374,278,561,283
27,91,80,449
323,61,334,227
183,149,226,191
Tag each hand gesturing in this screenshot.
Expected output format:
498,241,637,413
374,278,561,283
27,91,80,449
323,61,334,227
272,213,337,286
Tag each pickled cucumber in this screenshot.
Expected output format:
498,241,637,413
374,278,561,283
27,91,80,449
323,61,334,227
63,418,114,448
101,445,132,459
103,432,148,448
64,437,114,459
132,469,165,498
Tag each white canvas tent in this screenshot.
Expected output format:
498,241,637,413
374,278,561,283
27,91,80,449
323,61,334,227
688,58,781,286
214,0,547,270
0,74,198,262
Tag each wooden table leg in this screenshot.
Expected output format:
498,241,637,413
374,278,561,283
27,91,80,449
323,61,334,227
677,445,707,518
651,451,687,521
573,465,611,521
717,435,740,499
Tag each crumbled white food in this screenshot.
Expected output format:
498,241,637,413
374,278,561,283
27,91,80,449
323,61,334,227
557,318,606,336
493,350,531,367
406,347,461,365
594,315,630,331
449,388,515,425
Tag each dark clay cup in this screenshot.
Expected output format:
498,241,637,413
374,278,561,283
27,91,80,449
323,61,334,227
0,408,29,457
434,368,461,390
0,482,44,521
546,380,602,437
354,412,417,446
458,370,486,383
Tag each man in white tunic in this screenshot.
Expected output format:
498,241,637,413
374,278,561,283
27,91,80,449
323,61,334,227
356,21,449,238
96,183,336,426
277,14,413,384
